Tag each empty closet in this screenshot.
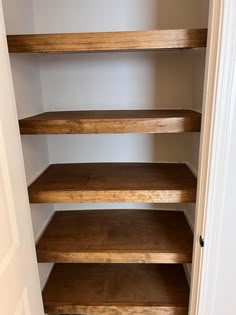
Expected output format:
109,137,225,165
2,0,209,314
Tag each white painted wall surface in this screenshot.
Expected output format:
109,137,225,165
211,108,236,314
33,0,208,32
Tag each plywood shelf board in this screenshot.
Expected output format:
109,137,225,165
7,29,207,53
28,163,197,203
19,110,201,134
43,263,189,315
37,210,193,263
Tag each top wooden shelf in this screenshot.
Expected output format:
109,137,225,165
7,29,207,53
19,110,201,134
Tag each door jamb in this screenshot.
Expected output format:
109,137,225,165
190,0,236,313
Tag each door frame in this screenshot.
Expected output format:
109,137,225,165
190,0,236,313
0,1,44,314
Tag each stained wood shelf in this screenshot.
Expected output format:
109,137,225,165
28,163,197,203
19,110,201,134
37,210,193,264
43,263,189,315
7,29,207,53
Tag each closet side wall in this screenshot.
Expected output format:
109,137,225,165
185,0,209,229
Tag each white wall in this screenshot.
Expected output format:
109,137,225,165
33,0,208,32
2,0,53,289
210,108,236,314
184,49,207,230
208,8,236,312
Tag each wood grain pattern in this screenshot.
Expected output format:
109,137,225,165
43,264,189,315
19,110,201,134
36,210,193,263
7,29,207,53
28,163,197,203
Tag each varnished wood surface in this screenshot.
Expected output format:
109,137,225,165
19,110,201,134
43,264,189,315
37,210,193,263
7,29,207,53
28,163,197,203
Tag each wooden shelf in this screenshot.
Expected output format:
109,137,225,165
37,210,193,263
7,29,207,53
28,163,197,203
43,264,189,315
19,110,201,134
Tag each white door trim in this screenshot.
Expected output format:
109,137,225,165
190,0,236,313
0,1,44,314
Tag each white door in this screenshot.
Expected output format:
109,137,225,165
0,2,44,315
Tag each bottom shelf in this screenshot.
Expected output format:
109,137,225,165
43,264,189,315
